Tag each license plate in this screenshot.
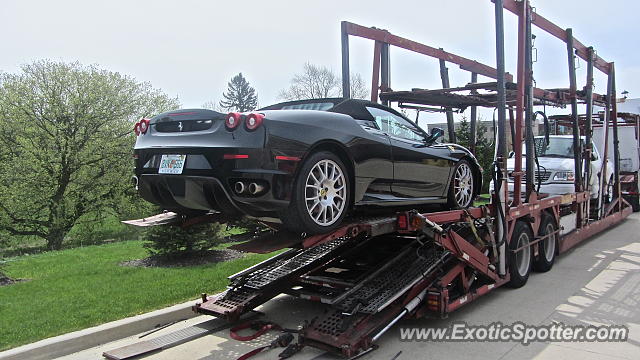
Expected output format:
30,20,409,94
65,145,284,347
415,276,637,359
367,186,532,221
158,154,186,174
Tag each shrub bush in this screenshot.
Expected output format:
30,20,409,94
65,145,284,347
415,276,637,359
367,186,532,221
143,223,225,258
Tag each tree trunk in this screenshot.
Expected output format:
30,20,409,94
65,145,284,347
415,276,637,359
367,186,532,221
46,229,66,250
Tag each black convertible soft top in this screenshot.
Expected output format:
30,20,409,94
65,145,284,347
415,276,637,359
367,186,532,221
259,98,406,122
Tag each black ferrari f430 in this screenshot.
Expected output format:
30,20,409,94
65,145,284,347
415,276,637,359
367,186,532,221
132,98,482,234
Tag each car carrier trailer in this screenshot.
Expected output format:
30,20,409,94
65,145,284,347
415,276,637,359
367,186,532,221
111,1,633,359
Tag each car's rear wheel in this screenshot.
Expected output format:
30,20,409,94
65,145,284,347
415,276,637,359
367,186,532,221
447,159,475,209
281,151,350,234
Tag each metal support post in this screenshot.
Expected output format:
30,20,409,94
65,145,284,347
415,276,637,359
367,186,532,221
566,28,583,226
494,0,508,276
439,51,457,143
470,72,478,154
381,43,390,106
610,63,621,207
341,22,351,99
371,41,382,103
524,4,535,199
584,47,595,220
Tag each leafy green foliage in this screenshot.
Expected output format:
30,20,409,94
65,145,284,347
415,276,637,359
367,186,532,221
143,223,225,257
455,117,494,193
219,73,258,112
0,60,179,250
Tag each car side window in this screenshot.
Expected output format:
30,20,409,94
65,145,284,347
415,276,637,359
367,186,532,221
366,107,424,142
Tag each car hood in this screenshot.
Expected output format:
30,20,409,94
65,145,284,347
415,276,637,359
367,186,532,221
507,156,575,171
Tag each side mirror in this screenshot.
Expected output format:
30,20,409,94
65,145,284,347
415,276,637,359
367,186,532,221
425,127,445,143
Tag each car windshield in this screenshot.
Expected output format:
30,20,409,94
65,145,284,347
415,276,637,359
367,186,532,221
522,137,577,158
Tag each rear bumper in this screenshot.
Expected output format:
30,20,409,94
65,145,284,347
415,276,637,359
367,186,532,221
138,173,291,216
135,148,302,216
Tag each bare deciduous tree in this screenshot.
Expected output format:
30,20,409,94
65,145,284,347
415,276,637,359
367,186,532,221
279,63,368,101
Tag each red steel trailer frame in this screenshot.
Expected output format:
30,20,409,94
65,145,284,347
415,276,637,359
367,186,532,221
150,1,632,358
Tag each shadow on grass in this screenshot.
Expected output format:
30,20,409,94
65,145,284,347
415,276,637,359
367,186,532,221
120,249,244,268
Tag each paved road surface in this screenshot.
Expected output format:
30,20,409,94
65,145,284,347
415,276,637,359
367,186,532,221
59,212,640,360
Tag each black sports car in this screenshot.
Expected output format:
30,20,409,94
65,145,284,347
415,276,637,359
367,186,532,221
132,98,481,233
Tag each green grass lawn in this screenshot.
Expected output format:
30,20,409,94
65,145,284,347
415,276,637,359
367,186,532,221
0,240,275,351
474,193,491,206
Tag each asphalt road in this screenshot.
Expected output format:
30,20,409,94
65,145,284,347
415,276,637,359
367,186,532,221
60,212,640,360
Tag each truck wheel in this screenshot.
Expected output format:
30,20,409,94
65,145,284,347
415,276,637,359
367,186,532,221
533,214,557,272
447,159,475,209
630,195,640,212
507,221,533,288
604,176,614,203
281,151,350,234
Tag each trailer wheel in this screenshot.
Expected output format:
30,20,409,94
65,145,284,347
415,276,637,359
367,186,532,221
507,221,533,288
630,195,640,212
533,214,557,272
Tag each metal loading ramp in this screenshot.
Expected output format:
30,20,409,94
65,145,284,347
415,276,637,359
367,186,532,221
195,238,353,320
335,247,446,314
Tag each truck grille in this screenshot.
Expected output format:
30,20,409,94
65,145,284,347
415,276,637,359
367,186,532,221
509,170,552,183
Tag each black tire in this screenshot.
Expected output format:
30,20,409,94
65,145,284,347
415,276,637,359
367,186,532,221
507,221,533,288
533,214,557,272
604,175,614,204
280,151,350,234
447,159,476,209
630,195,640,212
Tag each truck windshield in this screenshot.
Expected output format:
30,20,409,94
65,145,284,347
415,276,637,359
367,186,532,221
522,137,577,158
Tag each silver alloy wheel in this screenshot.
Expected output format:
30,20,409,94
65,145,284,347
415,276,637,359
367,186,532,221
515,232,531,276
305,159,347,226
543,223,556,262
454,162,474,207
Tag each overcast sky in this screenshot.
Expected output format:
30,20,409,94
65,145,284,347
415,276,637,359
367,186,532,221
2,0,639,124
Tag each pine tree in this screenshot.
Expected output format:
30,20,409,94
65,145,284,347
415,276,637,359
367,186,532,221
219,73,258,112
455,117,493,193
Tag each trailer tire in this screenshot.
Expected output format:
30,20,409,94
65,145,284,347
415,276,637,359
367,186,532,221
533,214,557,272
507,221,533,288
630,195,640,212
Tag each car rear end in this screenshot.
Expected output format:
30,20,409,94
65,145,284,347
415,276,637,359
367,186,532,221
133,109,292,217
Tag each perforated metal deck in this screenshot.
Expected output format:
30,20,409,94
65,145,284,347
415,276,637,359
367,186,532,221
337,249,447,314
241,238,349,289
195,238,352,319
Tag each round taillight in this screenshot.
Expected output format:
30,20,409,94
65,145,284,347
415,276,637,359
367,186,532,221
246,113,264,131
139,120,148,133
226,112,242,130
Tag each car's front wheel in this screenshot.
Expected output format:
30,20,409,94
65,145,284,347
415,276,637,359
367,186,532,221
447,159,475,209
281,151,350,234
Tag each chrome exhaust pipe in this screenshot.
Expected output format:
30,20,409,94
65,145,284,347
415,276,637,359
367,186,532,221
249,183,264,195
234,181,246,194
131,176,139,190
